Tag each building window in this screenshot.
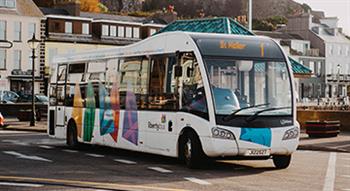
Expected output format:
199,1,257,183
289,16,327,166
14,21,21,41
125,27,132,38
150,28,157,36
110,25,116,36
118,26,124,37
82,23,89,35
329,45,333,55
309,61,315,74
13,50,21,70
65,22,72,34
133,27,140,39
0,20,5,40
28,23,36,39
0,0,15,8
102,24,109,36
0,49,5,69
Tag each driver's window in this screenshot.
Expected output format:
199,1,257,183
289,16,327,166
180,53,208,119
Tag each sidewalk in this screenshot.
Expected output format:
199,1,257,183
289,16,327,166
0,117,47,132
298,131,350,153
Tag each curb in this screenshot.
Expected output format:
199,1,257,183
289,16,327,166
298,145,348,153
0,126,47,133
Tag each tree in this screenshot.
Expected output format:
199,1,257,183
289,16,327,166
80,0,101,13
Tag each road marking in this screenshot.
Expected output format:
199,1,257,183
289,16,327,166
39,145,53,149
62,149,78,153
340,158,350,161
341,175,350,178
343,165,350,168
0,181,43,188
3,151,52,162
0,175,188,191
113,159,137,164
184,177,211,185
85,153,104,158
2,140,29,146
342,189,350,191
148,167,173,173
323,152,336,191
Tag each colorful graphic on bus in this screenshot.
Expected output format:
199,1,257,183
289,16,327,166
110,77,120,142
83,82,96,142
122,84,139,145
240,128,272,147
99,83,115,136
72,83,83,138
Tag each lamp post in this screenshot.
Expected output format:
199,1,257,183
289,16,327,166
27,34,40,126
337,64,341,97
248,0,253,31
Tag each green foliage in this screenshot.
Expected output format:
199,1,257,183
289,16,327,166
301,3,312,13
253,16,287,31
98,3,108,13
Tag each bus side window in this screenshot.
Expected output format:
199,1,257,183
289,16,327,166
148,55,178,111
180,53,208,120
119,57,145,109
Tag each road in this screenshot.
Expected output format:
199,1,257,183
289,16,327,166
0,130,349,191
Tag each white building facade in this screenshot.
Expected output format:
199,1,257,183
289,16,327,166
0,0,43,94
286,13,350,98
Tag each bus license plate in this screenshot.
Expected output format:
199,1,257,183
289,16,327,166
245,149,270,156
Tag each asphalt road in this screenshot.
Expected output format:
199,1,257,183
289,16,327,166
0,130,349,191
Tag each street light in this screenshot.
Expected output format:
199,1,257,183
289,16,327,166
27,34,40,126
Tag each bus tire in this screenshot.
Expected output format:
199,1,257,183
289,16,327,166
273,155,291,169
179,130,205,169
67,121,79,148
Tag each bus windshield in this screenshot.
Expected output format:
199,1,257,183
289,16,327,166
205,58,292,117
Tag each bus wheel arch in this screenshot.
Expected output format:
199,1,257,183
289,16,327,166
66,119,79,147
178,127,206,168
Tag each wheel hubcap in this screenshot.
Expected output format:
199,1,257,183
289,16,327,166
184,139,192,160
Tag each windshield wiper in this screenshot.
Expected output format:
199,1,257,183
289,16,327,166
245,106,291,122
223,103,270,121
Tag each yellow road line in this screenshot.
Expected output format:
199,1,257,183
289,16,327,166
0,175,188,191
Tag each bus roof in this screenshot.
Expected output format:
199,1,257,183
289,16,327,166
53,31,283,64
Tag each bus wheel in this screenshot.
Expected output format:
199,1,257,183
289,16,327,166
273,155,291,169
67,122,78,148
180,131,205,169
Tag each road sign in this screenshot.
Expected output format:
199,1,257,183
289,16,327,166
0,40,13,49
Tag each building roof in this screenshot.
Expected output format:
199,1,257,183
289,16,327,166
40,7,69,16
157,17,311,75
158,17,253,35
81,12,145,23
0,0,43,17
254,31,305,41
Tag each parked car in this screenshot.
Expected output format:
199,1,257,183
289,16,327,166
17,94,49,104
16,94,48,121
0,90,19,103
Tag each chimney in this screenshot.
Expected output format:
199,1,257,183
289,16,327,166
55,0,81,16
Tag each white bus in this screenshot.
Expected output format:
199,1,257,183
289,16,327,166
48,31,299,169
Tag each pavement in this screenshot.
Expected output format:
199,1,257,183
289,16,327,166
0,131,350,191
1,118,349,153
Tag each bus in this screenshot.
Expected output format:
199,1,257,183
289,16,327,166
48,31,299,169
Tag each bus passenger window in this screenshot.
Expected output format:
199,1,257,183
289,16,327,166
148,55,178,111
180,53,208,119
119,57,147,109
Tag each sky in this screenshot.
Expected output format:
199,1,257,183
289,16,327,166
293,0,350,35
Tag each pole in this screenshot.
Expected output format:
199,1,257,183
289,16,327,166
248,0,252,31
30,48,36,126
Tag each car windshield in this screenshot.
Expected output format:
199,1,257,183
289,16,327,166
205,58,292,116
36,95,49,102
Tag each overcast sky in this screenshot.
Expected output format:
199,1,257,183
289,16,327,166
293,0,350,35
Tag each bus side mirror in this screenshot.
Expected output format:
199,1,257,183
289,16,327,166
175,65,182,77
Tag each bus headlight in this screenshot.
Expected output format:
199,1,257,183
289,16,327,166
282,127,299,140
212,127,235,140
